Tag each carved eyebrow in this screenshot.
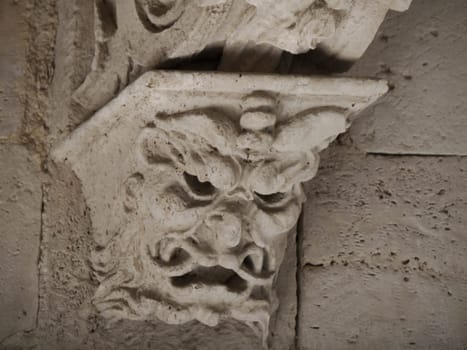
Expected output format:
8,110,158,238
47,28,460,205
155,109,242,157
273,108,348,153
184,150,239,191
248,152,318,196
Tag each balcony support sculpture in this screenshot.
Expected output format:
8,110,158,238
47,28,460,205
54,71,387,346
51,0,417,348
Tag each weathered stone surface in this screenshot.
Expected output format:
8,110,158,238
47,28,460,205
25,161,263,350
348,0,467,156
317,0,412,62
270,228,297,350
53,70,386,346
299,143,467,349
0,1,28,138
0,144,42,342
73,0,409,113
47,0,94,139
300,267,467,350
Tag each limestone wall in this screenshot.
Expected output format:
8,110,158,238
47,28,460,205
0,0,466,349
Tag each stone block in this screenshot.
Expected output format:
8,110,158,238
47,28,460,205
0,1,28,138
0,144,41,342
348,0,467,156
299,144,467,349
299,266,467,350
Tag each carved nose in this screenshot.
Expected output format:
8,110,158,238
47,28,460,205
206,212,242,249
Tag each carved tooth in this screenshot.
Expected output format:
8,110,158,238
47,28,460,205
159,239,173,262
251,253,264,274
148,242,159,259
243,250,264,274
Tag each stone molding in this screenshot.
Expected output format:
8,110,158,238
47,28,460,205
73,0,411,113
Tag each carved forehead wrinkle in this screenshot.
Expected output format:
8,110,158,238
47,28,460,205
155,110,241,157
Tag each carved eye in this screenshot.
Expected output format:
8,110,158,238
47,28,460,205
183,172,216,197
254,191,286,205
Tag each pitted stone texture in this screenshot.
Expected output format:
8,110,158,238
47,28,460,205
299,144,467,349
0,1,28,138
0,144,41,342
348,0,467,156
73,0,410,112
316,0,412,62
54,71,386,346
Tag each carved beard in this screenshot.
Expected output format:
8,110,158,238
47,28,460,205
91,221,279,337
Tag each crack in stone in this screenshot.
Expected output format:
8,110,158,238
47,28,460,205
34,184,46,330
367,152,467,158
294,211,304,350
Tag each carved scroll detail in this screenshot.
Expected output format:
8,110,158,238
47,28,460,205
134,0,187,32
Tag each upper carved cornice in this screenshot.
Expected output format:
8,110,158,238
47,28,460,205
73,0,412,113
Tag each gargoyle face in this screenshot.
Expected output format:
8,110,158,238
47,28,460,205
90,95,345,340
56,70,387,347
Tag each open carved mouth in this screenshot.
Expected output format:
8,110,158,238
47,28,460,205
170,265,249,293
149,237,273,297
150,238,269,275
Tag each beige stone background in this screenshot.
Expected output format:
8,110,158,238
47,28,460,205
1,0,466,349
298,1,467,349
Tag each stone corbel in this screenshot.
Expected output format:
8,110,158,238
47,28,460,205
54,71,388,346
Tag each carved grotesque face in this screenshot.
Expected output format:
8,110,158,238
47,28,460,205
90,94,346,340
